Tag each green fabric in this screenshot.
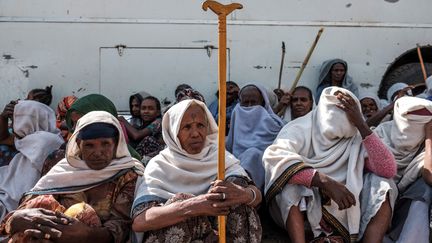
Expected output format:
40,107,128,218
66,94,118,130
128,146,142,161
65,94,142,161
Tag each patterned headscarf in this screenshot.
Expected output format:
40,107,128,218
56,95,78,128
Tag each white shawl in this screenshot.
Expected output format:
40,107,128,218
0,100,63,220
264,87,367,237
134,99,248,205
31,111,144,194
374,96,432,192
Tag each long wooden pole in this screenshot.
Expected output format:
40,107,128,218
417,44,428,82
277,42,286,89
202,2,242,242
290,27,324,92
277,28,324,117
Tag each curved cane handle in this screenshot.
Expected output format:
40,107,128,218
202,0,243,17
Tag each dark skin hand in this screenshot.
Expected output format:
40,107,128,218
1,100,17,119
183,193,231,217
208,180,257,208
9,208,112,243
118,116,152,141
335,91,372,139
0,100,17,141
312,172,356,210
8,208,66,237
132,192,229,232
24,217,112,243
274,92,292,114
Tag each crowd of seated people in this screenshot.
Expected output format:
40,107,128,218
0,59,431,243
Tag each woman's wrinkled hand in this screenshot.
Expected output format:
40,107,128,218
8,208,67,238
183,193,230,217
208,180,252,208
312,172,356,210
279,93,292,107
23,212,96,243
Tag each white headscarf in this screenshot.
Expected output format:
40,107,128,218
31,111,144,193
134,99,248,205
0,100,63,220
374,96,432,191
386,82,409,102
264,87,367,237
358,91,382,110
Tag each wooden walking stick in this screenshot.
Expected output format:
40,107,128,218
290,27,324,92
277,28,324,117
417,44,428,81
277,42,286,89
202,1,242,243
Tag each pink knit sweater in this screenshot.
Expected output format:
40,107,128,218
288,133,397,187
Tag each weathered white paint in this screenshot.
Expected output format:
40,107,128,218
100,47,227,111
0,57,30,105
0,0,431,110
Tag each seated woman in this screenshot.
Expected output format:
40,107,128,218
119,96,165,163
0,100,64,221
66,93,141,160
0,86,54,160
132,99,262,243
0,111,144,243
264,87,397,243
373,96,432,242
358,91,388,127
226,84,285,192
315,59,359,103
42,93,142,176
128,92,150,129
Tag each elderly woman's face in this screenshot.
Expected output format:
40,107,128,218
78,137,116,170
178,105,208,154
